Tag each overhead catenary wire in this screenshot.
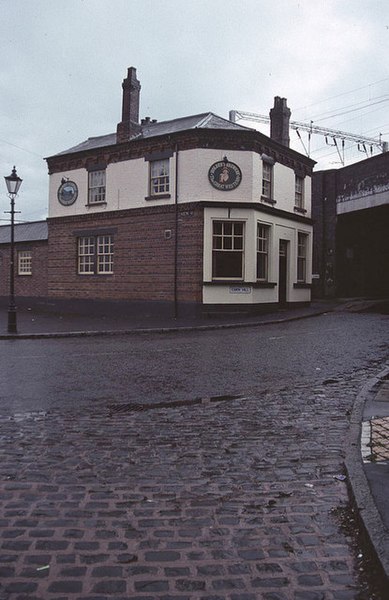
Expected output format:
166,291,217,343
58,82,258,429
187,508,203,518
293,77,389,113
0,138,43,159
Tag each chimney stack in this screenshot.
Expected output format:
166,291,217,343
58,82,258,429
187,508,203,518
116,67,141,142
270,96,291,147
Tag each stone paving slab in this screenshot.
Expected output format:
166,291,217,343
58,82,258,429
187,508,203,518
0,373,384,599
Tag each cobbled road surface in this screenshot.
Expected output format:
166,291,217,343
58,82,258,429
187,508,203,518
0,311,388,599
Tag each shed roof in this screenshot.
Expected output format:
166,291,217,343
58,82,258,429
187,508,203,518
0,220,48,244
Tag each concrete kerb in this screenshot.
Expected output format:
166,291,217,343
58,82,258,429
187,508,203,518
0,307,333,340
345,365,389,583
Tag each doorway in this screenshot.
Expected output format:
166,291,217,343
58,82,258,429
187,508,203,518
279,239,288,305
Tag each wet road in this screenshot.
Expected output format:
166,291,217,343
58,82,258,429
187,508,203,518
0,311,387,414
0,310,388,598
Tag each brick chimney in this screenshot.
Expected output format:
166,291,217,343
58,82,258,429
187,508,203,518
269,96,291,147
116,67,141,142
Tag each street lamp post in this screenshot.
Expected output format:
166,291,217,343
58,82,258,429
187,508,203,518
4,166,22,334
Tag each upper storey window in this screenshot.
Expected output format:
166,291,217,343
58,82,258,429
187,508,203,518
88,170,106,204
261,155,276,204
295,175,305,211
262,162,272,199
150,159,170,195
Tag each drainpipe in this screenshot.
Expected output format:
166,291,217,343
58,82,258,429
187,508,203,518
174,143,179,319
322,197,327,298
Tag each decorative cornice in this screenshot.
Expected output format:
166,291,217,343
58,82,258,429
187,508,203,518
46,128,314,176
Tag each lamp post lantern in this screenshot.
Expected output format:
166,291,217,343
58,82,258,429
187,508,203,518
4,166,22,334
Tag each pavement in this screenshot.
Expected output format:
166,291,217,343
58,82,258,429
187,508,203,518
345,365,389,584
0,299,341,339
0,296,388,596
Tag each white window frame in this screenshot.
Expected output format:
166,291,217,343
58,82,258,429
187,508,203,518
262,162,273,199
257,224,270,281
295,175,304,209
150,159,170,195
97,235,114,274
88,170,106,204
78,235,113,275
297,232,308,282
212,220,244,280
18,250,32,275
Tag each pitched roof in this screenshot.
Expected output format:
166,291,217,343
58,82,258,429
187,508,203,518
0,220,48,244
53,112,253,157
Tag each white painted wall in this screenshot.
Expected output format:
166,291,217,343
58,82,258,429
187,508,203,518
178,149,256,202
48,158,175,218
48,148,312,218
202,206,312,305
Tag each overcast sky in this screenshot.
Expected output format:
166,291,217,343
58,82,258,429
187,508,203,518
1,0,388,222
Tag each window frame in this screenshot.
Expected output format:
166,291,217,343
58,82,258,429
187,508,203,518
295,175,305,210
256,223,270,281
78,234,114,275
88,169,106,205
149,158,170,196
212,220,244,280
18,250,32,276
262,162,273,200
297,232,308,282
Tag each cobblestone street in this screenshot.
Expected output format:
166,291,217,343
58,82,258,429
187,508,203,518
0,363,385,599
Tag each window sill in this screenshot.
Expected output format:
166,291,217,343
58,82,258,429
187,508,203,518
254,281,277,288
293,282,312,289
145,194,171,201
78,273,114,277
85,202,107,207
260,196,276,205
204,280,244,285
204,280,277,287
294,206,307,214
18,273,32,277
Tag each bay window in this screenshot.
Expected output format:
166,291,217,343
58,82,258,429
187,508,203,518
212,221,244,279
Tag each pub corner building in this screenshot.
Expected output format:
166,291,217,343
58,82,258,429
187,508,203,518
2,67,315,318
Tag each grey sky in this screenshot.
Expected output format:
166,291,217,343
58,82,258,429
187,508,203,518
1,0,388,221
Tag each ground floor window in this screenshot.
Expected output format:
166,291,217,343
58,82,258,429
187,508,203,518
297,232,308,281
212,221,244,279
257,224,270,280
78,235,114,275
18,250,32,275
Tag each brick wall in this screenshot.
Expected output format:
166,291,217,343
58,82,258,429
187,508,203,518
336,151,389,196
312,152,389,298
47,203,204,304
311,170,338,298
0,241,48,298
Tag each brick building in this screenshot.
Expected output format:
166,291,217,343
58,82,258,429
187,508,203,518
0,221,48,302
312,152,389,298
1,67,315,316
45,67,314,316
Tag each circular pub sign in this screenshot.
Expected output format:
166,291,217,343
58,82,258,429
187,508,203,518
208,157,242,191
57,180,78,206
